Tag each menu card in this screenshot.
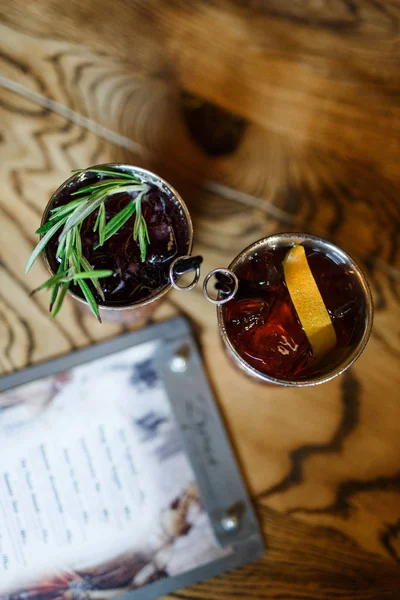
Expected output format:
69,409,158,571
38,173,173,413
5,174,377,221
0,319,264,600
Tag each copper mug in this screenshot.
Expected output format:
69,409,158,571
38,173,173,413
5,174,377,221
203,233,374,386
41,164,199,323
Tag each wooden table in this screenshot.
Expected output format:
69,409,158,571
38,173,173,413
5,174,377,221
1,1,400,598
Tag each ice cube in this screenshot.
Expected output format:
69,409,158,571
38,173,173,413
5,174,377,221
238,251,281,294
147,215,178,264
240,297,311,378
224,298,269,342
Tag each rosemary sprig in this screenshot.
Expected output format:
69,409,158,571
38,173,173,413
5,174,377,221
26,167,152,320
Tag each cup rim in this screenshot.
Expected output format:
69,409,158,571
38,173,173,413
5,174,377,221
41,163,193,311
217,232,374,387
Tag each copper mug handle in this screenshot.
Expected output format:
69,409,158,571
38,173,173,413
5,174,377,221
169,255,203,292
202,268,239,305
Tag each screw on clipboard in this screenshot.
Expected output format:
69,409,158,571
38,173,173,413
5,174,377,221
169,345,191,374
220,501,246,532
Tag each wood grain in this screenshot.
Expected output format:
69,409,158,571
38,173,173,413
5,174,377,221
165,506,400,600
1,2,400,288
1,1,400,598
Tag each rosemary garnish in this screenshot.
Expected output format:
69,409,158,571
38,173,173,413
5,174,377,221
25,167,152,321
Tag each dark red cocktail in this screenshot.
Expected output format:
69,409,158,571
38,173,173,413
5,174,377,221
218,234,373,386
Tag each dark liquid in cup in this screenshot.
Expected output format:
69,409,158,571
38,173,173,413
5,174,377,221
223,244,366,381
47,171,190,305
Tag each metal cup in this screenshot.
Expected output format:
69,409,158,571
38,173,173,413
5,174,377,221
42,164,197,323
210,233,373,386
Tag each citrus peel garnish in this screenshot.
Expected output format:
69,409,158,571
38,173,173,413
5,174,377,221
283,244,336,360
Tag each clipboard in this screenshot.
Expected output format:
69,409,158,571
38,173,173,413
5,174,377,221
0,317,264,600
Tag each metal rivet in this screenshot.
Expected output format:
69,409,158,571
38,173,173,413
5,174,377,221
170,345,191,373
221,514,239,532
170,355,188,373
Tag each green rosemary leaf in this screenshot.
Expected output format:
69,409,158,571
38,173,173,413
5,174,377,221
50,197,84,216
80,255,106,302
36,212,70,235
77,278,101,322
144,217,150,243
64,229,74,260
133,205,141,240
99,203,106,246
70,250,81,275
50,282,69,319
49,262,65,311
56,237,66,259
26,219,67,274
64,270,112,281
108,184,147,197
97,201,136,247
46,272,71,288
73,168,140,181
130,190,150,261
70,182,118,196
36,220,57,236
93,206,101,233
30,270,70,294
49,283,59,312
71,179,140,196
59,198,90,236
61,248,68,271
75,226,82,261
79,255,92,271
59,193,106,242
138,221,147,261
133,189,148,237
